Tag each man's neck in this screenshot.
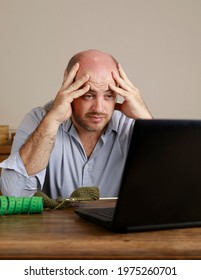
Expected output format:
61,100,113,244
71,120,106,158
78,130,103,158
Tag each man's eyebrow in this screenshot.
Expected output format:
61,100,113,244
88,89,96,93
105,90,115,94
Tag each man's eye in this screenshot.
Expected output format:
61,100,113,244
105,93,116,100
83,94,94,100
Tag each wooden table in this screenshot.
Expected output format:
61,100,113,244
1,199,201,260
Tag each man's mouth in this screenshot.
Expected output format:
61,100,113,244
86,113,107,122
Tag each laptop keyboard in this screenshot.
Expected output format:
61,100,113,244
94,207,115,219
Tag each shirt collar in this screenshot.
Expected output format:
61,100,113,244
104,111,120,135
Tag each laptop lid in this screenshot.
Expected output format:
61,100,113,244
112,119,201,232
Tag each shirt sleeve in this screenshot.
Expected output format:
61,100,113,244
0,105,48,197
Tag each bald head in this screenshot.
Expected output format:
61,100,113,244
66,50,119,90
67,49,118,72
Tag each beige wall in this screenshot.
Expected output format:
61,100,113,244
1,0,201,130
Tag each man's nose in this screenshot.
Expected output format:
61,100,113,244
92,97,104,112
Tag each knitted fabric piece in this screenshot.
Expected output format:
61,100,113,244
34,186,100,209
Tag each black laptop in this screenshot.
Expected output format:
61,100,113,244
75,119,201,233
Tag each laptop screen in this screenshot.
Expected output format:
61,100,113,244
113,119,201,230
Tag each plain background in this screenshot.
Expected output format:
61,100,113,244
1,0,201,130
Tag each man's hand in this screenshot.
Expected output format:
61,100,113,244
109,63,152,119
48,63,90,124
20,64,90,176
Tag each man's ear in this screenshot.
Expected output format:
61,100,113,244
115,102,122,112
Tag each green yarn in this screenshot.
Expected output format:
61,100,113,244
34,186,100,209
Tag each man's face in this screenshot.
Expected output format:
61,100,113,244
71,56,118,133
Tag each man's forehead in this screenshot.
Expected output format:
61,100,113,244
76,62,117,80
87,79,114,90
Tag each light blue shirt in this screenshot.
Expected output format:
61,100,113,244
0,101,134,198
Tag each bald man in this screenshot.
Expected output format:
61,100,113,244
0,50,152,198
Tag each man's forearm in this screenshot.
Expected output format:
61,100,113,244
19,113,60,176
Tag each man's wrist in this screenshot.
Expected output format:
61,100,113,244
41,111,62,137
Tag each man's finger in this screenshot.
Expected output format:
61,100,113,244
67,84,90,102
112,71,131,91
66,74,89,94
117,63,134,87
109,83,128,98
61,63,80,90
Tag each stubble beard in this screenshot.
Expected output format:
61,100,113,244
72,112,110,133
